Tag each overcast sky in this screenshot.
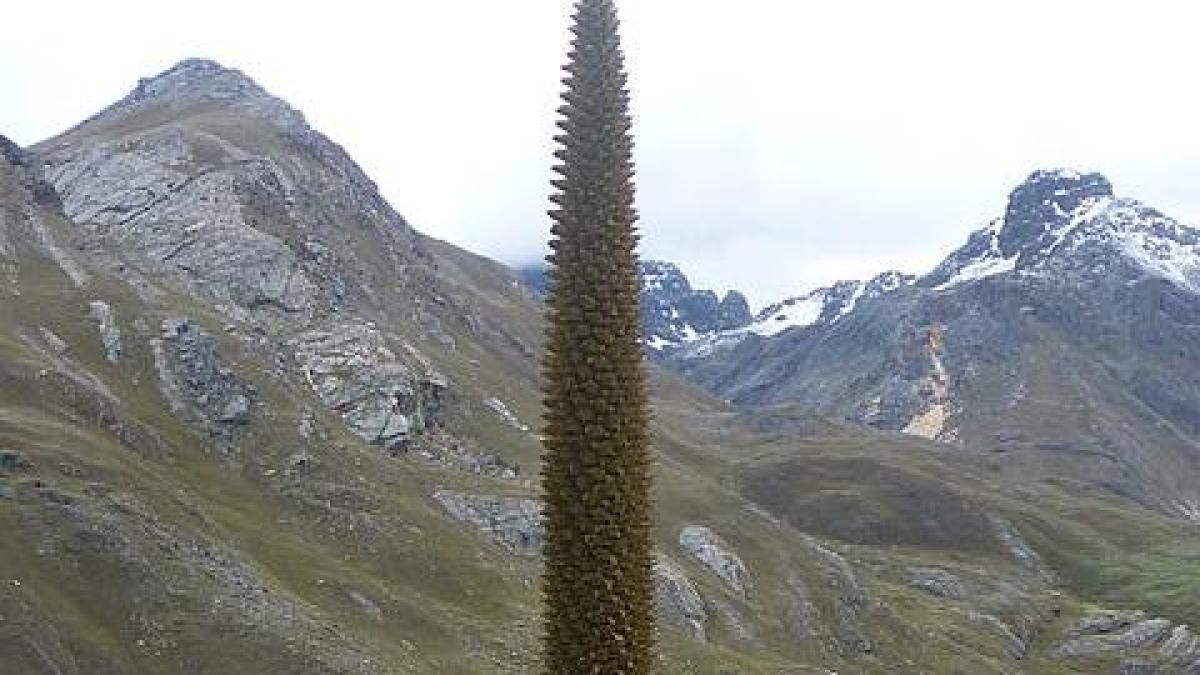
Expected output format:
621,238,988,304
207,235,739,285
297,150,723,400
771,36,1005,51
5,1,1200,308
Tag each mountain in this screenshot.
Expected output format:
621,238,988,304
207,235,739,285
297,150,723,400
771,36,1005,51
2,60,1199,674
520,260,753,351
667,168,1200,519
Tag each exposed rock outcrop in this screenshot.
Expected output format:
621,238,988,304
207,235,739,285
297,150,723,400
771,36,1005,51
999,169,1114,259
36,59,426,324
88,300,122,363
43,126,323,315
678,525,752,597
153,318,253,452
906,566,967,599
638,261,753,345
1050,608,1200,670
653,555,708,642
291,322,445,449
0,449,32,473
432,490,542,556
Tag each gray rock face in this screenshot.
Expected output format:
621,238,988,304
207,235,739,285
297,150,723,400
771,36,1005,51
43,126,323,315
35,59,424,323
217,394,251,425
1051,610,1176,661
653,555,708,641
906,566,967,599
678,525,752,597
119,59,307,130
1161,625,1200,666
432,490,542,556
0,449,31,472
88,300,122,362
154,318,253,451
0,134,60,211
999,168,1114,259
639,261,753,343
291,322,445,449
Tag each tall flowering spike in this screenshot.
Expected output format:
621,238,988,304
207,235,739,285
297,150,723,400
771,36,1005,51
540,0,656,672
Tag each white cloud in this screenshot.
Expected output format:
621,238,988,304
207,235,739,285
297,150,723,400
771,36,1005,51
4,1,1200,307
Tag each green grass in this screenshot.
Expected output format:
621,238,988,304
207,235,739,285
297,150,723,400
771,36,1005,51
1074,545,1200,626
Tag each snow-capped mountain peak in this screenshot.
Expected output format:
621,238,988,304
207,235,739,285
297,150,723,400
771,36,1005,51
927,169,1200,293
636,261,753,350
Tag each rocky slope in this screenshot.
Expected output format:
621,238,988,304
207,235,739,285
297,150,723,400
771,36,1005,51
1,60,1198,674
668,169,1200,520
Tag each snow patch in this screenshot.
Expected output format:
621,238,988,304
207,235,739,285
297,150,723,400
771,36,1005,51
645,335,671,351
935,222,1017,290
1118,228,1200,293
1043,196,1112,257
836,282,867,321
936,254,1017,290
748,292,826,337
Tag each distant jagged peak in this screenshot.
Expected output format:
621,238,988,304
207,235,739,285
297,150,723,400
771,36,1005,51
519,258,754,351
1000,167,1114,257
639,260,693,296
928,168,1200,292
637,259,753,350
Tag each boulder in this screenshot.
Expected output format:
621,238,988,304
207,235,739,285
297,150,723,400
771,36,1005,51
678,525,751,597
432,490,542,556
653,555,708,642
